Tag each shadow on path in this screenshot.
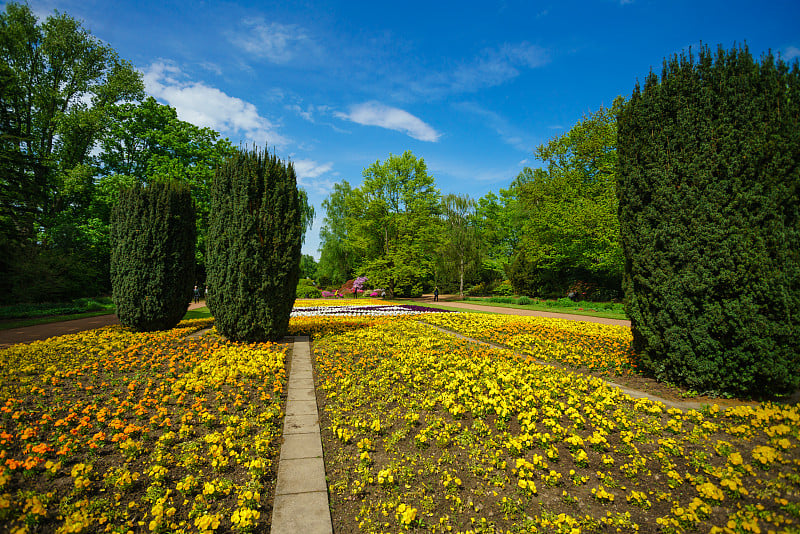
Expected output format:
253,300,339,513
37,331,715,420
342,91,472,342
0,301,208,349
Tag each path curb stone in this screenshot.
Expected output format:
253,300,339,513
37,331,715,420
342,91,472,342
271,336,332,534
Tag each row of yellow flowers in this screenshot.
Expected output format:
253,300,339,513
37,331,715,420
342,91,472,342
422,312,637,376
0,319,284,534
313,316,800,533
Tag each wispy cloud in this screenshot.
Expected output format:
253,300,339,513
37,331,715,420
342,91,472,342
142,61,288,147
230,18,322,64
784,46,800,61
335,102,441,142
407,42,549,98
454,102,535,152
292,159,336,196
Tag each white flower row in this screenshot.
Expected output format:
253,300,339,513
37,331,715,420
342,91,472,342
290,305,449,317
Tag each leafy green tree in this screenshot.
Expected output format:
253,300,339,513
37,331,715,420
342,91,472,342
438,194,482,297
475,188,523,278
299,254,318,280
98,97,236,269
206,147,302,342
0,2,143,302
350,151,441,297
110,181,195,331
512,99,624,297
317,181,356,285
617,45,799,396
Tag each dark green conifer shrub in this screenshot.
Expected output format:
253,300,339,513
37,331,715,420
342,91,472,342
206,147,302,342
110,181,196,331
617,44,799,396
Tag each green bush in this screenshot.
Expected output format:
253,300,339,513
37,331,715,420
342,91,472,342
206,147,302,342
617,45,800,396
0,297,114,320
296,284,322,298
516,296,532,305
488,296,516,304
492,280,515,296
110,181,196,332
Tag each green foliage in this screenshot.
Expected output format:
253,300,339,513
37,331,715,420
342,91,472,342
318,181,356,285
299,254,319,281
516,296,533,305
617,44,800,396
296,279,322,299
0,297,113,320
0,2,144,303
110,181,196,331
98,97,237,269
320,151,441,297
492,280,515,296
206,147,302,342
296,286,321,298
356,151,441,297
511,100,624,297
436,194,482,297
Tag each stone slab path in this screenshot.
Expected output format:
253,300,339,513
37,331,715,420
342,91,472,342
271,336,333,534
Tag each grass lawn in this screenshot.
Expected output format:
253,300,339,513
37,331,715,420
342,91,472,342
454,297,629,321
0,305,212,331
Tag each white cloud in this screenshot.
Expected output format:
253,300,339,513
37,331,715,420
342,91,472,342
143,61,288,147
231,18,321,64
335,102,441,142
293,159,333,180
784,46,800,61
290,159,337,197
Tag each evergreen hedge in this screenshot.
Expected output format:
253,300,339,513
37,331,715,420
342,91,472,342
617,45,799,396
206,147,302,342
110,181,196,331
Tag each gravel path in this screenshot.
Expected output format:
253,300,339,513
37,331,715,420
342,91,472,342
411,295,631,327
0,301,208,349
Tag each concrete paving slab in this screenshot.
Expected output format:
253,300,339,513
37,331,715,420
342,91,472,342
280,433,323,460
271,337,331,534
287,387,316,401
289,377,315,389
271,491,332,534
283,413,320,434
286,399,319,416
289,369,314,382
275,457,328,495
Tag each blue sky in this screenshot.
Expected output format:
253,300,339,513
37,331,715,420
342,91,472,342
16,0,800,259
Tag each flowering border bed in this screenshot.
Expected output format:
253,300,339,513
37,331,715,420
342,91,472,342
0,319,285,533
291,304,457,317
314,319,800,533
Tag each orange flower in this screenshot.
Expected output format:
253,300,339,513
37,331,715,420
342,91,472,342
4,459,22,470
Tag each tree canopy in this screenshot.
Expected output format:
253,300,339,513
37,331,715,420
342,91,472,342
319,151,441,296
509,99,624,298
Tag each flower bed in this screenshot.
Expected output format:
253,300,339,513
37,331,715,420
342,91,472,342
314,319,800,533
422,312,636,376
291,304,456,317
0,319,285,533
294,298,386,308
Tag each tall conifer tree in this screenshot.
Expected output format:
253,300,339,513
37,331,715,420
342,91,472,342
206,147,302,342
617,45,799,395
110,181,195,331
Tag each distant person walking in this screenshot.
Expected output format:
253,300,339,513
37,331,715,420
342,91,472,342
193,285,200,303
434,287,439,302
